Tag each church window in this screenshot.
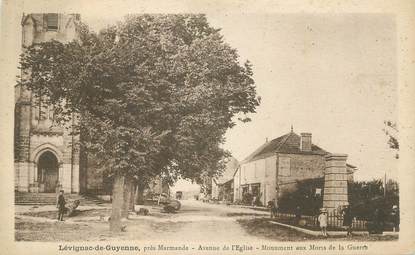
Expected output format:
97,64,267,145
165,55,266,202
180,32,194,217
33,104,39,120
48,106,54,120
39,101,47,120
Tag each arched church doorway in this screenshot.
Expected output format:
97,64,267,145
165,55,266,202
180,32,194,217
37,151,59,193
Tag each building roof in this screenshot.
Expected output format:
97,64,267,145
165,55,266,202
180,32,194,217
242,131,328,163
215,157,239,185
22,13,81,30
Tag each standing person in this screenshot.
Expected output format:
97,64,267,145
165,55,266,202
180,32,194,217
342,204,353,236
391,205,400,232
318,208,328,237
295,206,302,225
273,198,278,218
252,195,257,207
372,208,380,234
372,207,385,234
57,190,66,221
269,199,278,218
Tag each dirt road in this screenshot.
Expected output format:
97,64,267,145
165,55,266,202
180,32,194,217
15,200,397,242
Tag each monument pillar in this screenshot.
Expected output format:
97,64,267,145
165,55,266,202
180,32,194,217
323,154,349,211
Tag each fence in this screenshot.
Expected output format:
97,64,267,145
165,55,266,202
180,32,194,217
273,211,368,231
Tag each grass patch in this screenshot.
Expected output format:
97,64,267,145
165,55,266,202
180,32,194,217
237,218,399,241
238,218,319,241
15,219,107,242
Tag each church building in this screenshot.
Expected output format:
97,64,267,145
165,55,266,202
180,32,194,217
15,13,91,194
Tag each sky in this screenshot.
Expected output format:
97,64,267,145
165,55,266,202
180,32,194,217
205,13,398,181
82,13,398,182
40,13,400,182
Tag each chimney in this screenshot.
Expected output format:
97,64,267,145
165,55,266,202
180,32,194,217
300,133,312,151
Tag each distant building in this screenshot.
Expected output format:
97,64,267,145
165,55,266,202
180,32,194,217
233,129,356,208
145,176,170,196
211,157,239,202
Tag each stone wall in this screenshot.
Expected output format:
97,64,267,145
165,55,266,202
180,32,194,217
277,153,326,194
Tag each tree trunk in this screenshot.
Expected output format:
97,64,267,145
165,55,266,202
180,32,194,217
136,183,145,205
110,173,125,232
121,178,133,218
129,182,137,211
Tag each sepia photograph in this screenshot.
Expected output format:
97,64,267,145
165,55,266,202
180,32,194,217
1,0,415,254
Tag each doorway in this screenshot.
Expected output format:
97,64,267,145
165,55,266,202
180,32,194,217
37,151,59,192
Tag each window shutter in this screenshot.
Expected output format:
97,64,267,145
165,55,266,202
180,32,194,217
46,13,58,30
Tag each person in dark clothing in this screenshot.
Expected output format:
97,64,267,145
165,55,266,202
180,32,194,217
342,205,353,236
391,205,400,232
372,208,385,234
268,199,278,218
57,190,66,221
295,206,302,225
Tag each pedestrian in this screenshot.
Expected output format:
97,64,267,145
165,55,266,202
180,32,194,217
372,207,385,234
273,198,278,217
269,199,278,218
267,201,273,216
57,190,66,221
391,205,399,232
295,206,302,225
342,204,353,236
318,208,328,237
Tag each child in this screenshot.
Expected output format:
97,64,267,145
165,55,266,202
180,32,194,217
318,208,328,237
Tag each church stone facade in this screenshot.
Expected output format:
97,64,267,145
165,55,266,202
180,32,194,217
15,13,83,194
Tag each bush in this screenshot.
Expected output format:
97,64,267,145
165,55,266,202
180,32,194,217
242,192,253,205
278,178,324,215
233,199,242,205
349,179,399,220
253,194,263,206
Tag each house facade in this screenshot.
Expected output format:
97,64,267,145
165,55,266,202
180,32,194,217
211,157,239,202
233,130,356,208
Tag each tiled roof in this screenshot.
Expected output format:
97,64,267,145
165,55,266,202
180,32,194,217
242,132,328,163
215,157,239,184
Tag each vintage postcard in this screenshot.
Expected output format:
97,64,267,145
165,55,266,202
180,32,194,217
0,0,414,254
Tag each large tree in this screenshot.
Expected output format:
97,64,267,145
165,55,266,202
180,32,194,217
19,14,260,231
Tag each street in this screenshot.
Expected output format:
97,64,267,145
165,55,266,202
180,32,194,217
15,200,397,242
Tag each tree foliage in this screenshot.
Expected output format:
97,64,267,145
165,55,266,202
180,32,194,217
383,120,399,159
19,14,260,185
278,178,324,216
349,178,399,220
19,15,260,230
